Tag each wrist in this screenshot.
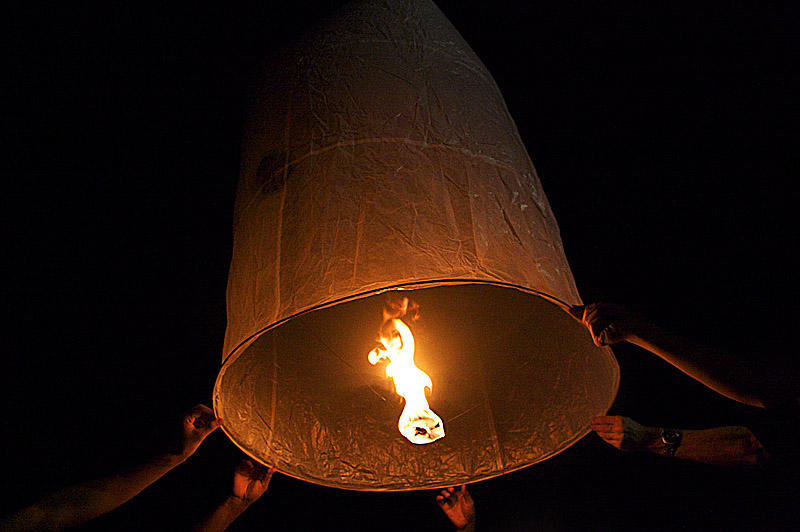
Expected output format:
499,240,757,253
157,451,189,468
227,494,253,509
162,437,198,464
457,521,476,532
644,426,663,448
627,321,659,346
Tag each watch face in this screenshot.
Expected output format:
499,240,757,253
662,428,682,445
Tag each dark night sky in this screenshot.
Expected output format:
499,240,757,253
3,2,798,531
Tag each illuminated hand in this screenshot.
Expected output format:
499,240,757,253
175,404,223,460
568,302,651,346
232,460,277,505
437,485,476,531
591,415,660,452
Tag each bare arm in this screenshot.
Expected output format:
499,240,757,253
191,497,253,532
191,460,276,532
570,303,798,408
592,416,769,467
0,404,222,532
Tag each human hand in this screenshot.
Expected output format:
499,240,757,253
436,485,475,530
231,460,277,505
174,404,223,460
568,302,652,346
591,415,660,452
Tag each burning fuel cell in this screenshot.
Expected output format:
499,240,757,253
368,298,444,444
213,0,619,491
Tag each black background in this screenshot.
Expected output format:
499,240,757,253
3,1,798,530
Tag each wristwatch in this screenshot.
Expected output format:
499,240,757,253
660,428,682,458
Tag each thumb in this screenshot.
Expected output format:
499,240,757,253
568,305,586,322
198,417,223,439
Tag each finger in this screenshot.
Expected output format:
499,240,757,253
582,303,607,326
242,460,277,481
594,423,623,432
600,438,625,451
598,432,624,441
235,460,252,475
190,404,213,418
591,415,622,425
261,465,276,488
588,323,611,346
591,415,622,422
207,417,223,431
252,462,271,478
598,437,624,450
593,425,624,434
191,406,222,429
186,406,217,430
585,322,610,347
184,404,206,424
582,302,601,324
597,324,618,346
584,303,624,346
196,418,223,438
594,429,624,440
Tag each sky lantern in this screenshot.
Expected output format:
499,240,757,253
213,0,619,491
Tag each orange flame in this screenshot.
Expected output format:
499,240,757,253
369,296,444,444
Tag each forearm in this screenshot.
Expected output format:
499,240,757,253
191,496,251,532
642,426,768,468
675,427,768,467
0,453,185,532
629,324,793,408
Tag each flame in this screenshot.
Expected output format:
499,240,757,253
369,297,444,444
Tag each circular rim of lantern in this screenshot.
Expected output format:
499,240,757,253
213,280,620,492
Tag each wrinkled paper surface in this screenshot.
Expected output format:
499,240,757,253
214,0,619,491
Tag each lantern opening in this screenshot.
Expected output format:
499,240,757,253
214,283,618,491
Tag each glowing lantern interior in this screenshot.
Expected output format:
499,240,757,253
213,0,620,491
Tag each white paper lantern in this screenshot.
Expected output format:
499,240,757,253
213,0,618,491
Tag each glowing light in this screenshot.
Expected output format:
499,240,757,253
369,297,444,444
